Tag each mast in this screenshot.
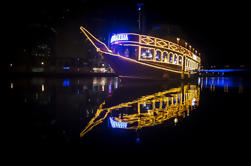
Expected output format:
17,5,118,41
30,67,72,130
137,3,144,34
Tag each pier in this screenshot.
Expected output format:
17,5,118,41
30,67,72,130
199,68,250,77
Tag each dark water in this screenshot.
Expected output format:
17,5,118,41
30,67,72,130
7,76,251,153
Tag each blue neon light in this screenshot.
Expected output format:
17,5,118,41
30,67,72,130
108,84,112,94
63,66,70,70
109,117,127,129
63,79,70,87
137,3,144,11
110,34,128,43
192,98,196,106
136,138,140,143
200,69,247,73
153,26,161,31
202,77,236,88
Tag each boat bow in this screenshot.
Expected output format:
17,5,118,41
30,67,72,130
80,26,112,54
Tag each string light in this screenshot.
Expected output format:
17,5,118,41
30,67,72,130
176,37,180,44
41,84,45,92
80,26,200,74
80,84,200,136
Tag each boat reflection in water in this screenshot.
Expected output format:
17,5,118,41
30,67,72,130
80,80,200,137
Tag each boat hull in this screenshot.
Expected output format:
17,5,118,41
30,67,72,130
103,53,196,80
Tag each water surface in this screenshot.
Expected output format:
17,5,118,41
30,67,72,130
7,76,250,152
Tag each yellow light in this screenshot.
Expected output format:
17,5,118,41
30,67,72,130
176,37,180,44
99,50,183,74
80,26,201,74
81,26,200,63
80,26,112,53
80,84,200,137
41,62,44,65
41,84,45,92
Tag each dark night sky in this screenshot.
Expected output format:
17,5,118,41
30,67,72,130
6,0,250,67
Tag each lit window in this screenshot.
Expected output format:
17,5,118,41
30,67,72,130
162,52,168,62
155,50,161,61
162,101,167,108
178,56,182,65
174,54,177,64
141,103,153,111
124,48,129,58
169,53,173,63
141,48,154,60
169,99,172,105
155,102,160,108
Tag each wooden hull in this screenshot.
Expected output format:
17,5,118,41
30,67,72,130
103,53,196,80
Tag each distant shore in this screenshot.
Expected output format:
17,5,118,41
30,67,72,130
8,71,118,78
8,69,251,78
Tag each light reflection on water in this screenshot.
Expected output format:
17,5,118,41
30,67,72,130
7,76,250,145
79,76,248,138
8,77,120,143
80,83,200,137
198,77,246,93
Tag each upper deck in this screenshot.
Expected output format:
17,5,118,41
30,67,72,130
110,33,201,72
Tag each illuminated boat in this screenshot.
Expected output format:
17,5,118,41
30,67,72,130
80,26,201,80
80,83,200,137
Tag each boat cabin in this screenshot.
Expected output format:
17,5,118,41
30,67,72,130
109,33,201,73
